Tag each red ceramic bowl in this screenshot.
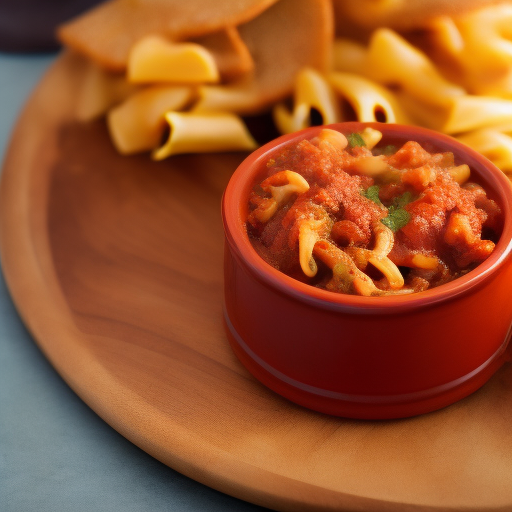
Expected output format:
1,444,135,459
222,122,512,419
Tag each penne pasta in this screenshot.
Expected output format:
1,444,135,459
394,92,449,131
456,129,512,173
394,93,512,135
331,0,506,32
427,5,512,97
76,62,139,121
59,0,512,181
456,5,512,71
444,95,512,134
331,38,368,75
328,71,411,124
365,29,465,106
107,85,193,154
273,67,340,134
273,103,311,135
152,112,257,159
427,16,465,55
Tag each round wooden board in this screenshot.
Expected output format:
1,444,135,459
1,53,512,512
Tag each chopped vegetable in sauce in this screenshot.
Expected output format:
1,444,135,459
347,132,366,148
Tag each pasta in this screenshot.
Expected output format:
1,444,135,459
275,8,512,180
395,92,512,134
127,36,220,84
455,129,512,174
190,28,254,82
328,72,410,124
428,4,512,97
247,128,502,296
331,39,368,75
244,169,310,223
272,67,340,134
444,95,512,133
76,62,139,121
364,29,465,107
331,0,507,31
57,0,279,70
192,0,332,115
59,0,512,179
152,112,257,159
107,86,193,154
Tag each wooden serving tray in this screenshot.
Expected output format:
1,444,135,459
1,53,512,512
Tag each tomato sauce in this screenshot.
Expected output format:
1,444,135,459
247,128,502,296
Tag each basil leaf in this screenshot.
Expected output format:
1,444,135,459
347,132,366,148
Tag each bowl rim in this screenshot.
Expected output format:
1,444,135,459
222,122,512,314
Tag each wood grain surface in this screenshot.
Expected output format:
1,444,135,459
1,53,512,512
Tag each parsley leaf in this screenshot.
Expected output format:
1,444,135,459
363,187,414,233
381,208,411,232
362,185,382,205
391,191,414,209
380,191,414,232
347,132,366,148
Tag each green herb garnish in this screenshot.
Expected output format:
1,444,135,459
362,185,382,205
391,191,413,209
347,132,366,148
380,191,414,232
381,208,411,232
363,187,413,233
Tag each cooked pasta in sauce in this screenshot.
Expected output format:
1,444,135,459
247,128,502,296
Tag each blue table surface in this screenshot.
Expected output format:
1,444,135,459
0,53,269,512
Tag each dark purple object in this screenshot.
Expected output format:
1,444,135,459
0,0,103,52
